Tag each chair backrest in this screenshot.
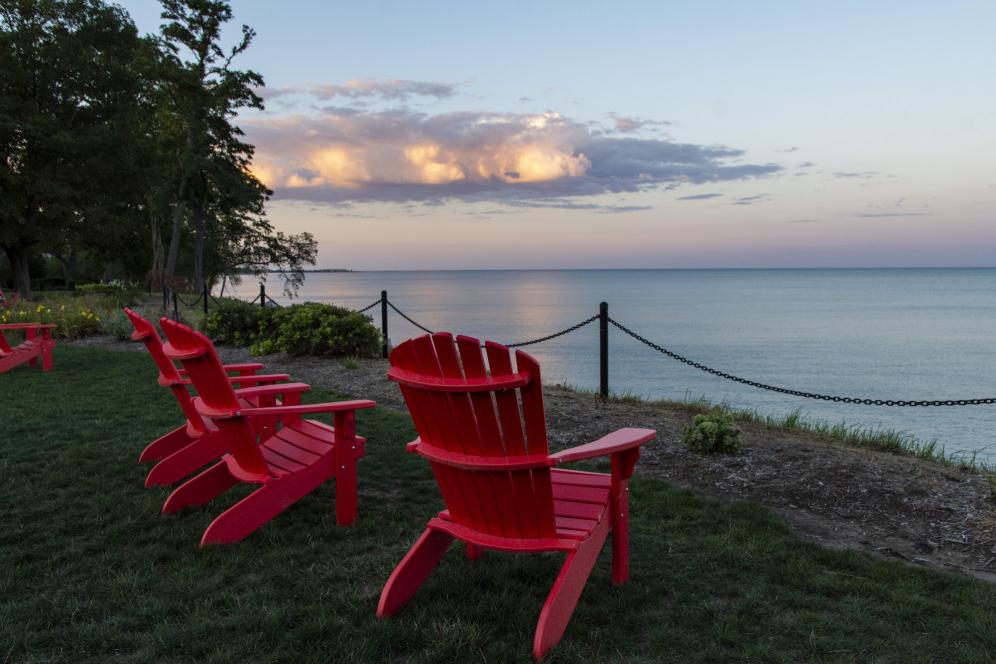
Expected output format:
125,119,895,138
123,308,206,435
159,318,270,478
388,332,557,540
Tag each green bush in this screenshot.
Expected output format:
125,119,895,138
682,412,740,454
0,299,103,339
201,300,381,358
76,281,145,305
252,302,380,358
101,308,146,341
201,299,270,346
987,474,996,502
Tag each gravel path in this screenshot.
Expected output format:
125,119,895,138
75,336,996,582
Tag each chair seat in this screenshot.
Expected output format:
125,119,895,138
258,419,366,478
551,469,611,540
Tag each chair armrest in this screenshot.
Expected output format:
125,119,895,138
225,373,291,385
233,382,312,400
239,400,376,417
179,362,265,377
549,428,656,464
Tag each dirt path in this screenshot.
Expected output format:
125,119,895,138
76,336,996,582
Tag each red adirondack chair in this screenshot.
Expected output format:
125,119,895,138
0,323,56,374
377,332,656,660
124,308,292,487
159,318,376,546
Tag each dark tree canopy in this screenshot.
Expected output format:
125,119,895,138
0,0,317,298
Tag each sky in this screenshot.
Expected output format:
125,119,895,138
119,1,996,269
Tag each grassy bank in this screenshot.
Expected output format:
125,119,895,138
2,346,996,662
552,383,993,473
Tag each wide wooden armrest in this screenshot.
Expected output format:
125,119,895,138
179,362,265,377
239,400,376,417
224,373,291,385
233,382,312,399
549,428,656,464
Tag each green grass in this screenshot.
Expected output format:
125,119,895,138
2,347,996,663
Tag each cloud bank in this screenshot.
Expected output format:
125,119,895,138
246,108,780,205
259,79,460,102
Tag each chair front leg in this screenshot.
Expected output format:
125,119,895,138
333,410,359,525
610,447,640,585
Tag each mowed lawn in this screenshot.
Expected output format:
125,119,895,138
1,346,995,663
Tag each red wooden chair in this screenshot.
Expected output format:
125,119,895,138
159,318,376,546
124,308,291,487
0,323,56,374
376,332,656,660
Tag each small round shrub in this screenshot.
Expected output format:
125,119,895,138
201,299,270,346
261,302,380,358
101,309,140,341
682,412,740,454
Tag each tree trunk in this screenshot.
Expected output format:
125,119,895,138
164,176,187,281
149,201,164,288
4,246,32,300
66,244,78,290
192,197,205,293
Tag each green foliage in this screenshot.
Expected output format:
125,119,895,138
0,299,102,339
682,412,741,454
200,298,269,346
986,474,996,502
255,302,380,358
201,300,381,358
100,308,145,341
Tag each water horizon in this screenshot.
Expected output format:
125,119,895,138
232,267,996,463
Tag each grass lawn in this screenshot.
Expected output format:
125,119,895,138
2,346,995,663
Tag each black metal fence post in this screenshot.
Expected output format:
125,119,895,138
162,285,168,313
172,292,178,321
202,283,209,315
599,301,609,399
381,290,389,358
259,282,266,309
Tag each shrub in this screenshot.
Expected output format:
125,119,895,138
101,309,142,341
76,280,145,305
0,300,103,339
201,299,270,346
200,300,381,358
682,412,740,454
254,302,380,358
987,474,996,502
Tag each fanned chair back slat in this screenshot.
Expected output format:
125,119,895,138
160,319,270,478
389,332,557,539
124,308,206,435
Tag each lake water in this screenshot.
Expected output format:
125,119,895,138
233,269,996,463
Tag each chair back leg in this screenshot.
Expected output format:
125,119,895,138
533,517,610,661
377,528,454,618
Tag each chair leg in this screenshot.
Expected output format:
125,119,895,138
466,543,484,560
199,465,330,547
145,430,230,487
161,461,237,514
377,528,454,618
139,425,195,463
532,519,609,661
611,482,630,585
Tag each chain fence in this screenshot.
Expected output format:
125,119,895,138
174,288,996,408
608,317,996,407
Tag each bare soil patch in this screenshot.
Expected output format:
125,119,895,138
76,336,996,582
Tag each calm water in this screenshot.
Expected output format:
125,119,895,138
234,269,996,463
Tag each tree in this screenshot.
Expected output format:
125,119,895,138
157,0,265,292
0,0,144,298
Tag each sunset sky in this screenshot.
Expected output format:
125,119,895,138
120,1,996,269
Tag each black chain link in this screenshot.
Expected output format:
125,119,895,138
175,293,203,307
355,299,380,314
608,318,996,407
506,315,599,348
387,300,435,333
